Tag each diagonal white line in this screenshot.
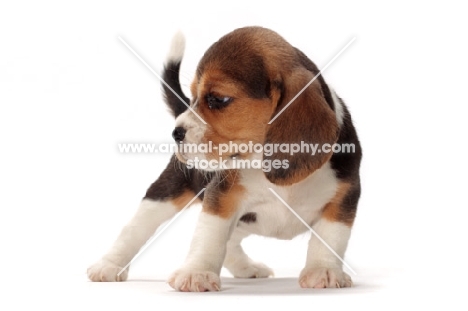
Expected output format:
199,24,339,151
268,37,356,124
118,36,207,125
117,188,206,276
268,188,357,275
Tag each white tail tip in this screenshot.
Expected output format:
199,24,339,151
166,31,185,63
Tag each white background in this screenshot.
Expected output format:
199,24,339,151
1,0,467,309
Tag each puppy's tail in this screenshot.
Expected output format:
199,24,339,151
162,31,190,118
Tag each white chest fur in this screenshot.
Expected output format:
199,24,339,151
238,163,338,239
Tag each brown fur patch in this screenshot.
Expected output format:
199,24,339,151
170,190,202,211
203,170,245,219
190,76,199,103
197,70,272,161
322,183,355,226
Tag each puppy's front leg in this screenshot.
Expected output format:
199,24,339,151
87,199,180,282
169,171,244,292
87,156,203,282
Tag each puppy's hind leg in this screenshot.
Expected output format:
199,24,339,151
87,156,207,282
299,183,359,288
223,228,274,278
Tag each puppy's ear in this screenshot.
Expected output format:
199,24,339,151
264,69,339,185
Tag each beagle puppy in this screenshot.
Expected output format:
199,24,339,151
87,26,362,291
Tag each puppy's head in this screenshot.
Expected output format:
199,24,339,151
174,27,338,185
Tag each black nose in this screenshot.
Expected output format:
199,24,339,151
172,127,186,143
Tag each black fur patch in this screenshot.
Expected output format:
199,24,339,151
162,61,190,118
144,155,213,201
329,96,362,224
239,212,257,224
329,99,362,182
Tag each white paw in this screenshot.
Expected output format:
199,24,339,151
168,269,221,292
228,261,274,278
299,267,352,288
87,259,128,282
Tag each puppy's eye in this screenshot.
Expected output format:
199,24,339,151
206,94,233,110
